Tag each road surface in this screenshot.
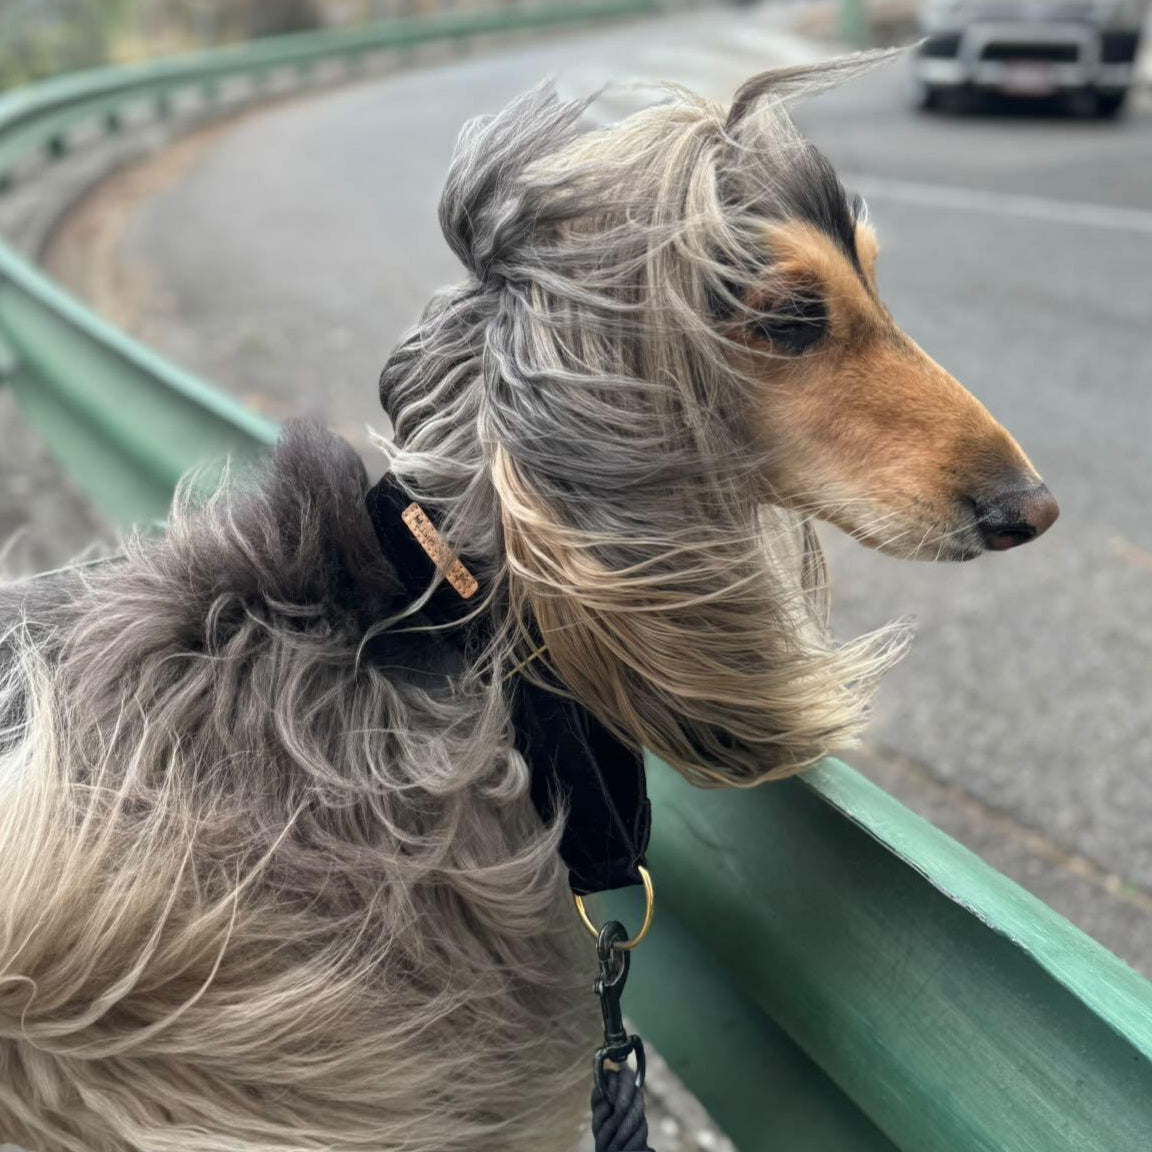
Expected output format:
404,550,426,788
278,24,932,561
42,3,1152,971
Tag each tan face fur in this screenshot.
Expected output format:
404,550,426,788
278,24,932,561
745,220,1055,561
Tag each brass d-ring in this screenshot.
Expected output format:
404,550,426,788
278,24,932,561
573,866,654,951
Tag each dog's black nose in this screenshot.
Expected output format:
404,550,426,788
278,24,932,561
977,483,1059,551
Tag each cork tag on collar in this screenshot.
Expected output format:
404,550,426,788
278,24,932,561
400,503,479,600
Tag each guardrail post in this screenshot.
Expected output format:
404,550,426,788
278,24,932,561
0,332,17,387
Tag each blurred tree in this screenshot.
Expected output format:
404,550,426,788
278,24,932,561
0,0,478,85
0,0,126,88
243,0,321,36
135,0,320,45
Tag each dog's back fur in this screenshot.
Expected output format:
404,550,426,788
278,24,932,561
0,424,595,1152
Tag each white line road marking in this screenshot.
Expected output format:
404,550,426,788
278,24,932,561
845,173,1152,236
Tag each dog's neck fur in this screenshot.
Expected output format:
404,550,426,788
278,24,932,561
363,469,650,897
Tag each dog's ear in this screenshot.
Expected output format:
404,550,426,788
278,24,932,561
438,82,592,285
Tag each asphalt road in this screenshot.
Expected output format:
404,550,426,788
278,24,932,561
42,4,1152,968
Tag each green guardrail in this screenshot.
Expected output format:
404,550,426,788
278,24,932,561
605,760,1152,1151
3,7,1152,1151
0,245,278,525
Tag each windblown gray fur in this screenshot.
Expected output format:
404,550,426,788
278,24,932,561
0,63,901,1152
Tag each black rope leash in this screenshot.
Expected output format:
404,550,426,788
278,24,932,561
592,1068,652,1152
589,921,654,1151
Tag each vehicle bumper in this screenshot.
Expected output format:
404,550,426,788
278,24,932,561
913,23,1142,94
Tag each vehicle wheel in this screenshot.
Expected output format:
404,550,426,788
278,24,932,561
1095,90,1128,119
940,85,978,114
915,83,942,111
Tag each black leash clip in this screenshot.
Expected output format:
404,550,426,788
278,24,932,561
593,920,646,1098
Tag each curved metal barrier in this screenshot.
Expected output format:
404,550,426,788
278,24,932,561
2,6,1152,1151
607,758,1152,1150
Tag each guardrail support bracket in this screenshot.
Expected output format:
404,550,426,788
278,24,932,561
0,333,19,386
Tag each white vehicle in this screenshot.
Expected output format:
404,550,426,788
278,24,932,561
913,0,1148,115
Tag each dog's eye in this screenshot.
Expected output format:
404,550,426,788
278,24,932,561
749,294,827,355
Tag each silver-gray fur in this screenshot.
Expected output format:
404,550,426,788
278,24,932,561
0,61,903,1151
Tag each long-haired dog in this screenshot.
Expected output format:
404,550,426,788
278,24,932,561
0,60,1055,1152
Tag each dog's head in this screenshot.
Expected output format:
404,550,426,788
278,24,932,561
384,63,1056,783
715,72,1056,560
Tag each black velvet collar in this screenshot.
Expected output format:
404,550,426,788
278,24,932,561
365,475,650,897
